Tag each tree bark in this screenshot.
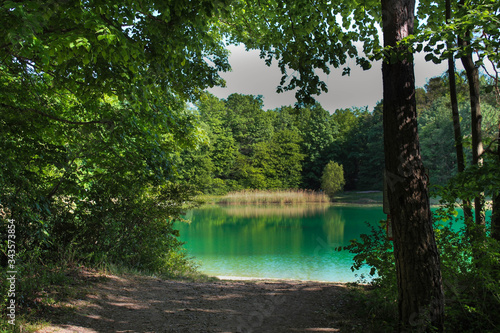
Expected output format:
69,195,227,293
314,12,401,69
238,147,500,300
492,121,500,241
458,0,485,231
459,42,486,234
448,59,466,172
381,0,444,331
446,0,473,223
446,0,465,174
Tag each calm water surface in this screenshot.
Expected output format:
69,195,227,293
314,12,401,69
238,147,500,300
177,205,386,282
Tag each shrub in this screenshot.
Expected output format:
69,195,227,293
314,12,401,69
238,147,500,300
344,211,500,332
320,161,346,200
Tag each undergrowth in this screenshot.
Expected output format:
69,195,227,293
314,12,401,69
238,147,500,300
344,211,500,332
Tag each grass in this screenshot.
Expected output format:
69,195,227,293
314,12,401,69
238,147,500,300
200,189,449,207
199,189,392,206
333,191,444,206
202,189,330,205
0,263,91,333
333,191,384,204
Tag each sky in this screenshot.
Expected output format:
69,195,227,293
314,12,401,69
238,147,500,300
208,44,454,113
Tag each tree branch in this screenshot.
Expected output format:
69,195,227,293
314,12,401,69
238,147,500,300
479,137,500,158
1,103,114,126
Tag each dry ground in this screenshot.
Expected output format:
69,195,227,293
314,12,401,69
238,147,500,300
33,269,370,333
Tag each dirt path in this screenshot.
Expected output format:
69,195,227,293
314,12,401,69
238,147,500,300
37,270,367,333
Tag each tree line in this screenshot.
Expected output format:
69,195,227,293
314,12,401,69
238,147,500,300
176,93,383,193
173,73,498,196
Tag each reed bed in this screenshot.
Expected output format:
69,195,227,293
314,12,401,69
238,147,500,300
217,189,330,205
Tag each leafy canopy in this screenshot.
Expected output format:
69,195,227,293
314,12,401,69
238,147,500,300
0,0,235,274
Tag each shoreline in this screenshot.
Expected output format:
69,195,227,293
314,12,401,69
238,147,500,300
214,275,356,284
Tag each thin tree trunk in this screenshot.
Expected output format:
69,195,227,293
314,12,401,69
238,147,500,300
459,42,486,232
381,0,444,331
446,0,473,223
448,59,466,172
492,121,500,241
458,0,485,232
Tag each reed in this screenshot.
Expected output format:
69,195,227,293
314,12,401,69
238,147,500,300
217,189,330,205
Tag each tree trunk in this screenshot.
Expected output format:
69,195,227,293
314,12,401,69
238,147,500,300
460,44,486,233
448,58,466,172
458,0,485,230
381,0,444,331
492,121,500,241
446,0,473,223
446,0,465,174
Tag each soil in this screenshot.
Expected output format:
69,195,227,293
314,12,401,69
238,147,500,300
35,268,370,333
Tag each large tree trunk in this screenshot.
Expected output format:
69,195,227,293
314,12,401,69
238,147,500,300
446,0,473,223
381,0,444,331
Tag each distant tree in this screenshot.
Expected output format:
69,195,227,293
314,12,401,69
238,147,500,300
329,108,361,190
356,103,384,190
195,95,305,192
258,129,304,189
197,93,238,190
299,104,336,189
419,97,459,186
224,94,273,156
320,161,345,200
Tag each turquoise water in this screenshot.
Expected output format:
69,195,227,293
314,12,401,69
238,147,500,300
178,205,491,282
177,205,387,282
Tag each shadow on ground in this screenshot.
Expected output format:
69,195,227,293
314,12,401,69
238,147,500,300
36,270,369,333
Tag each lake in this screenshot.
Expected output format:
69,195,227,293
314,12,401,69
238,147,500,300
177,204,387,282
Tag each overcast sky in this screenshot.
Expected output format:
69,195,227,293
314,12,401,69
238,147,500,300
208,44,454,113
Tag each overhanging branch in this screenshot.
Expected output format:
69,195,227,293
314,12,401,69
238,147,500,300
1,103,114,126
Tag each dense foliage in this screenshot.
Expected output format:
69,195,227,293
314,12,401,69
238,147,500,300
417,74,500,187
0,0,232,290
171,75,498,194
174,93,386,193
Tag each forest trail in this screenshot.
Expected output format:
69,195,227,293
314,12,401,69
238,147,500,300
36,269,367,333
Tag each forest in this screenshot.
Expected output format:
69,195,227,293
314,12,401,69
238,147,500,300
174,74,499,194
0,0,499,332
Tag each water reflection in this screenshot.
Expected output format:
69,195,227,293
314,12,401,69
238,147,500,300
178,205,386,282
223,204,330,217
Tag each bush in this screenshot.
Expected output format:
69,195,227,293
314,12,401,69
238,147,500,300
344,211,500,332
433,208,500,332
342,220,398,330
320,161,346,200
